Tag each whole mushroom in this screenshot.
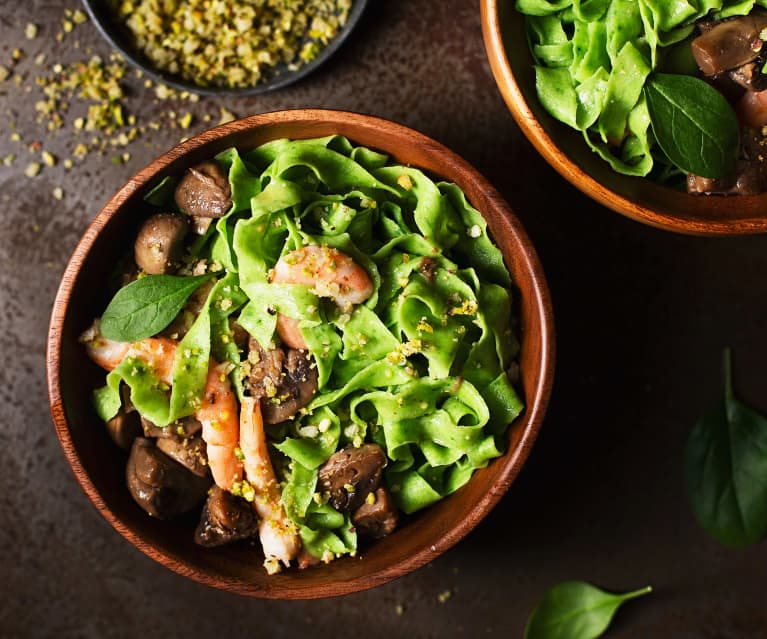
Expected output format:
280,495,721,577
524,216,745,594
105,410,142,451
352,487,399,539
174,161,232,219
126,437,210,519
134,212,189,275
318,444,387,512
195,485,260,547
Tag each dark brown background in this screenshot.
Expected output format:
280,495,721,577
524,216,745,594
2,1,767,637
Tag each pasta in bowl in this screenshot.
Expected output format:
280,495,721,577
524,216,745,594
47,110,554,598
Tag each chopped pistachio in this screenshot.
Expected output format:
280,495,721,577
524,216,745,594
0,66,9,83
52,187,64,200
109,0,351,89
63,158,74,169
154,83,173,99
12,48,23,61
24,162,41,177
72,9,88,24
397,174,414,190
25,23,39,39
3,154,15,167
218,107,236,125
41,151,57,167
178,112,193,129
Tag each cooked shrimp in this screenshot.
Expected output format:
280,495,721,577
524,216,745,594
271,245,374,349
239,397,300,574
197,363,243,491
736,88,767,128
82,321,242,490
80,319,131,371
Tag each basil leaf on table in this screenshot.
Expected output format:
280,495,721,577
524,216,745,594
524,581,652,639
685,349,767,547
100,274,213,342
644,73,739,179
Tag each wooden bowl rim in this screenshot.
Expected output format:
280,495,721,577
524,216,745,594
46,108,555,598
480,0,767,236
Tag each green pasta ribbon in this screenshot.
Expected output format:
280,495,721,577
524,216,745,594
93,273,247,426
228,137,523,530
94,136,523,562
518,0,767,176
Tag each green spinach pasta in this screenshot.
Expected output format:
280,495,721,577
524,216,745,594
81,135,523,573
518,0,767,180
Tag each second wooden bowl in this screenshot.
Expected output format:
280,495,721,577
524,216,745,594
481,0,767,236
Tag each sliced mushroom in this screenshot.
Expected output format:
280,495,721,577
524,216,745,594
246,338,319,424
126,438,211,519
194,485,260,547
352,487,399,539
156,435,209,477
318,444,387,512
729,53,767,92
141,415,202,439
688,127,767,195
691,13,767,76
134,212,189,275
174,161,232,218
105,410,142,451
229,318,249,350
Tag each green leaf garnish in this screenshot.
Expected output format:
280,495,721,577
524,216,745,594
645,73,739,179
525,581,652,639
685,349,767,547
100,274,213,342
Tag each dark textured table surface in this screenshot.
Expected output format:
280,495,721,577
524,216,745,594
3,1,767,637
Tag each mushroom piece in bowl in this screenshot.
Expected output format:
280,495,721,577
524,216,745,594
481,0,767,235
46,109,554,599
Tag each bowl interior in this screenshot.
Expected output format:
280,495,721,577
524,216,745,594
47,109,554,598
81,0,369,96
482,0,767,235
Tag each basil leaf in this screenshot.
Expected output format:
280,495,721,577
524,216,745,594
525,581,652,639
644,73,739,179
100,274,213,342
685,349,767,547
143,175,178,207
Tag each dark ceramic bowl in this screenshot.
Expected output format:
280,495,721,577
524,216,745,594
47,109,554,598
481,0,767,236
81,0,368,96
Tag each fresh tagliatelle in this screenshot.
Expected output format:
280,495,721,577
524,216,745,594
517,0,767,179
83,135,523,573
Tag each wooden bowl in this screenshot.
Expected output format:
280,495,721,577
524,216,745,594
46,109,554,598
481,0,767,235
81,0,369,96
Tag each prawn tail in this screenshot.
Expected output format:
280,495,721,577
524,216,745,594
240,397,301,572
